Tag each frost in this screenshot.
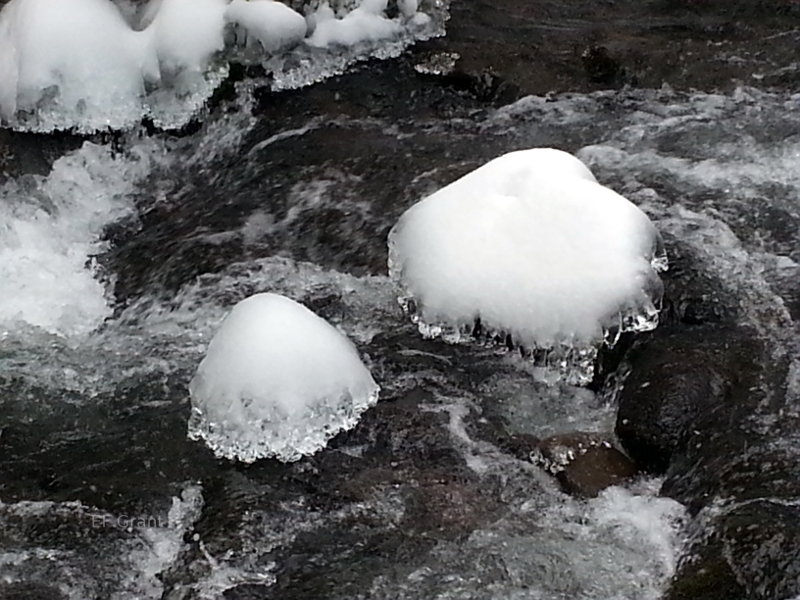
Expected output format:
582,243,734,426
388,148,666,383
188,293,380,462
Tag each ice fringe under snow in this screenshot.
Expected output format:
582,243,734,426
187,293,380,463
388,148,666,382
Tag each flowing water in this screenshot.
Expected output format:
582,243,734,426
1,3,799,599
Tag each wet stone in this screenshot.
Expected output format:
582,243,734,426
531,432,638,497
667,499,800,600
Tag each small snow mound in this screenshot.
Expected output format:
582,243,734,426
388,148,665,382
225,0,307,53
306,0,403,48
188,293,380,462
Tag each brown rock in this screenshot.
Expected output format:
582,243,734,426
531,432,638,497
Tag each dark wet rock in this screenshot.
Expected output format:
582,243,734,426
0,582,66,600
668,500,800,600
555,443,638,498
614,320,800,598
581,46,623,85
0,130,84,182
531,432,638,497
421,0,800,96
659,235,743,326
615,325,738,473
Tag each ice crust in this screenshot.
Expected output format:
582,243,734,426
0,0,439,132
188,293,380,463
388,148,666,375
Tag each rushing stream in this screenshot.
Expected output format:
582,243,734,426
1,1,799,599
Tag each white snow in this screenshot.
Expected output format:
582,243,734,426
388,148,666,352
143,0,228,75
0,0,228,131
187,293,380,462
306,0,402,48
225,0,307,53
0,0,152,130
0,139,161,338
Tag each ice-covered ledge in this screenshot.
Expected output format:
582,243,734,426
0,0,440,133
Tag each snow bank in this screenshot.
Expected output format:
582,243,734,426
0,0,435,131
225,0,307,53
0,0,229,131
0,0,151,131
388,148,666,353
188,293,380,462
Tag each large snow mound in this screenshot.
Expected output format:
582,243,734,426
0,0,233,131
188,293,380,463
388,148,666,356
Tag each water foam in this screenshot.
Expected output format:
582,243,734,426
0,139,164,338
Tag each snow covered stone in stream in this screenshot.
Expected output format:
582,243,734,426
388,148,666,383
225,0,307,53
188,293,380,462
